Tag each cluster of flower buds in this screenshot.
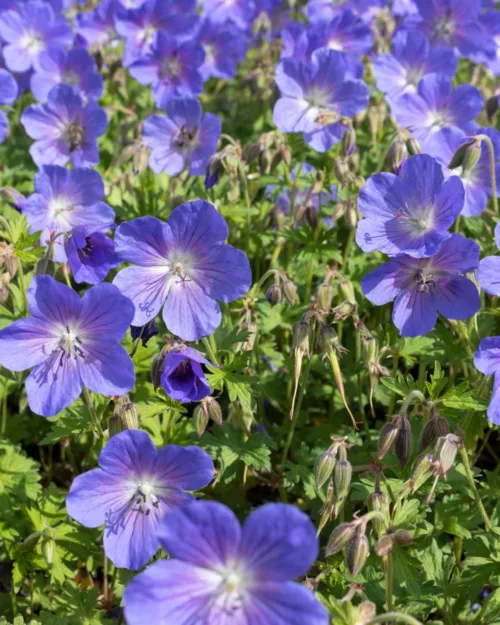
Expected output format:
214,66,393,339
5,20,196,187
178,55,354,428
108,395,140,436
378,412,413,468
265,270,297,307
386,133,422,174
193,396,223,437
244,131,291,175
375,529,413,557
316,438,353,533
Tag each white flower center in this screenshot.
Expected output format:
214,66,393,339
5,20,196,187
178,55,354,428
132,479,160,515
53,324,85,364
139,25,157,47
328,38,344,51
213,566,252,614
426,109,450,132
21,30,45,55
48,196,75,227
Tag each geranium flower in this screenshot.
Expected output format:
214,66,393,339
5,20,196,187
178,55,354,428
123,500,329,625
474,337,500,425
196,18,248,81
21,84,108,167
160,345,212,403
0,276,135,416
0,68,18,143
75,0,119,47
113,200,252,341
356,154,464,258
67,429,214,570
361,233,480,337
143,97,221,176
202,0,256,30
477,222,500,296
64,225,121,285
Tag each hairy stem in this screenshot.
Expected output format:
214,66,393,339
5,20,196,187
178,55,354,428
459,446,494,532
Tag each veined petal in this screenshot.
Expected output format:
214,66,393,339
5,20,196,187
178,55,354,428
113,265,170,327
0,317,58,372
78,339,135,397
114,216,173,266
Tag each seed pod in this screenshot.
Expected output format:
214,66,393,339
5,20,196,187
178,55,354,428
315,448,336,491
333,459,352,505
34,257,56,276
393,529,413,546
486,95,499,121
408,452,434,493
193,403,209,437
387,137,408,174
394,414,412,468
344,199,359,230
433,433,460,475
346,534,369,576
367,491,390,535
282,278,297,306
205,396,223,425
317,478,335,536
266,284,283,306
419,412,449,451
317,283,334,312
378,418,399,459
326,522,357,556
406,137,421,156
305,205,318,231
375,534,394,557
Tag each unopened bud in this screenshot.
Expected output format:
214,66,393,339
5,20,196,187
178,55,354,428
339,278,356,303
394,414,412,468
333,458,352,515
375,534,394,557
393,529,413,546
378,418,399,459
486,95,499,121
282,278,297,306
448,138,481,174
342,126,356,157
259,149,271,174
433,433,460,475
406,137,421,156
305,205,319,231
205,396,223,425
344,199,359,230
408,452,434,493
21,531,42,551
292,321,311,356
118,396,139,430
133,143,150,175
387,137,408,174
346,534,369,576
41,528,56,565
266,284,283,306
332,158,351,185
317,283,334,312
367,491,389,535
326,522,357,556
315,448,336,491
108,413,124,437
333,300,356,322
420,412,449,451
0,283,13,314
34,257,56,276
151,348,167,390
193,403,209,437
356,601,376,625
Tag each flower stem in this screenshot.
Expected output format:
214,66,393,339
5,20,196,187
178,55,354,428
459,446,494,532
385,552,394,612
368,613,422,625
81,385,104,439
477,134,498,215
202,336,220,367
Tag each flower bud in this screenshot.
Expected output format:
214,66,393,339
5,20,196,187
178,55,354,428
326,522,357,556
0,281,14,314
333,458,352,516
108,413,124,437
378,418,399,459
333,300,357,322
34,257,56,276
282,278,297,306
151,348,167,390
41,528,56,566
356,601,376,625
433,433,460,475
394,414,412,468
317,283,334,312
419,412,449,451
339,278,356,304
117,395,139,430
344,199,359,230
193,403,209,437
133,142,150,175
266,284,283,306
393,529,413,546
332,158,351,185
486,95,499,121
342,125,356,157
375,534,394,557
448,138,481,174
387,137,407,174
21,531,42,551
367,491,389,535
305,205,318,231
205,396,223,425
346,534,369,576
406,137,421,156
292,321,311,356
315,448,336,491
259,149,271,174
407,452,434,493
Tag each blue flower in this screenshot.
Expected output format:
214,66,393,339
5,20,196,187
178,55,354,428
0,68,18,143
64,225,121,285
160,345,212,403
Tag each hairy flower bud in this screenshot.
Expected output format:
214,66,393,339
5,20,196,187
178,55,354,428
486,95,499,121
41,528,56,566
407,452,434,494
151,348,168,390
266,283,283,306
193,403,209,437
346,534,369,576
406,137,421,156
117,395,139,430
393,529,413,546
333,458,352,516
375,534,394,557
205,396,223,425
292,321,311,356
108,413,124,437
282,278,297,306
317,283,334,312
448,138,482,174
420,412,449,451
433,433,460,476
315,448,336,491
367,491,390,535
394,414,412,468
326,522,357,556
0,278,13,314
378,418,399,459
387,137,408,174
342,125,356,157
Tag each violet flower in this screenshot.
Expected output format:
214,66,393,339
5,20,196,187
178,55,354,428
20,84,108,167
477,223,500,296
202,0,257,30
66,429,214,570
160,345,212,403
64,225,121,285
143,98,221,176
474,337,500,425
123,500,329,625
75,0,119,47
130,319,158,346
361,233,480,337
113,200,252,341
0,68,18,143
0,276,135,416
196,18,248,81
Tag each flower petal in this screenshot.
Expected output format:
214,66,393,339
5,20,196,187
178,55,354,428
27,275,81,325
113,265,170,327
154,445,214,492
0,317,58,372
79,283,135,340
114,216,173,266
78,339,135,397
392,284,438,337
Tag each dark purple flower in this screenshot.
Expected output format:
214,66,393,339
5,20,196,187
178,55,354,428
362,233,480,337
474,337,500,425
374,30,457,103
66,429,214,570
305,0,384,24
273,48,369,152
143,98,221,176
75,0,119,47
24,165,114,263
0,68,18,142
20,84,108,167
410,0,493,58
130,319,158,346
426,127,500,217
202,0,257,30
124,500,328,625
0,1,72,73
161,345,212,403
31,47,104,102
356,154,464,258
64,226,121,284
0,276,135,416
391,74,483,149
128,31,204,108
477,223,500,296
115,0,199,66
113,200,252,341
308,9,374,57
196,18,248,81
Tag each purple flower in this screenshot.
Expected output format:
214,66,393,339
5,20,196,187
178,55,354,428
23,165,114,263
66,429,214,570
356,154,464,258
305,0,383,24
0,276,135,416
115,0,199,66
477,222,500,296
20,84,107,167
130,319,158,346
391,74,483,149
123,500,328,625
160,345,212,402
202,0,256,30
0,68,18,143
426,127,500,217
273,48,369,152
373,31,457,103
470,11,500,76
128,31,204,108
197,18,248,81
411,0,492,58
143,98,221,176
0,1,72,73
64,226,121,285
31,47,104,102
362,233,480,337
474,337,500,425
308,9,374,57
75,0,119,47
113,200,252,341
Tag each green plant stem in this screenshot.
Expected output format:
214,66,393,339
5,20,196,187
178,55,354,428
17,260,28,315
477,134,498,215
385,553,394,612
238,163,252,250
368,613,422,625
202,336,220,366
81,385,104,438
459,446,494,532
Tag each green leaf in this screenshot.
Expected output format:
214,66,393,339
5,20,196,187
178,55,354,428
206,359,259,412
380,374,416,398
0,439,41,501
